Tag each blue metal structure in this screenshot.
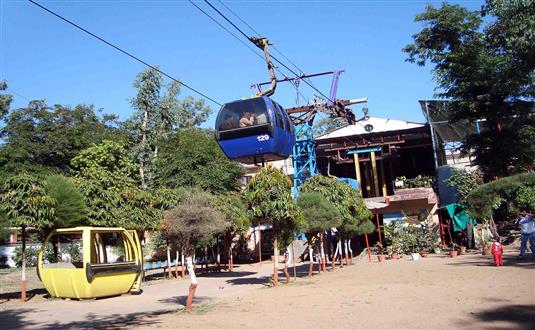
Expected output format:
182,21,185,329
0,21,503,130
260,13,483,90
290,70,344,195
215,96,295,165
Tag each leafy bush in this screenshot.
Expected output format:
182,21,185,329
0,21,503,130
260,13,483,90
384,222,439,255
466,172,535,220
12,246,40,267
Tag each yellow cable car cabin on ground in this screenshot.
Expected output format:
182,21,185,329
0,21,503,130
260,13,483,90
38,227,143,299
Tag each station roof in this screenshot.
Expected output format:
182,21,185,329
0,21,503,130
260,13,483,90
316,117,424,140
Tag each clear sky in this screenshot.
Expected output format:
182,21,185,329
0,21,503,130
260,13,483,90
1,0,484,128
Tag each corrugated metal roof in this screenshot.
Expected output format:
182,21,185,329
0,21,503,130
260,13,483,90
316,117,424,140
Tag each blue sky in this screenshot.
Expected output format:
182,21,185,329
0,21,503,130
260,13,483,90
1,0,483,128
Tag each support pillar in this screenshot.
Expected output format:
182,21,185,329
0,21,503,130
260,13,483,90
353,153,362,194
379,157,387,197
371,151,380,197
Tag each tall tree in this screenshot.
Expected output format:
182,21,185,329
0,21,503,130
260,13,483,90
297,191,341,276
242,166,300,285
403,2,534,176
301,175,372,267
129,68,212,190
0,173,56,301
161,189,228,310
0,80,13,120
155,128,243,193
0,101,123,176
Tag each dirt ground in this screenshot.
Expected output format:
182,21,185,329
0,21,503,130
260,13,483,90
148,251,534,329
1,249,533,329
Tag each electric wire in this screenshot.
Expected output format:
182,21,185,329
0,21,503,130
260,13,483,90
28,0,222,106
189,0,309,104
203,0,335,104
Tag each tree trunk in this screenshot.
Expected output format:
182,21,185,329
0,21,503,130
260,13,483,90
332,238,338,271
185,256,198,311
174,250,179,278
344,239,349,266
320,232,326,272
139,109,149,190
307,244,314,277
284,246,291,284
272,236,279,286
216,242,221,272
21,225,27,302
181,250,185,278
167,245,172,279
348,239,353,265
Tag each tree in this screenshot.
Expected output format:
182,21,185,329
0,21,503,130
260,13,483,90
215,192,249,270
0,101,123,177
297,191,341,276
403,2,535,176
0,173,56,302
0,80,13,120
242,166,300,285
43,174,87,233
301,175,372,267
445,169,482,204
129,68,212,190
161,189,228,310
155,128,243,193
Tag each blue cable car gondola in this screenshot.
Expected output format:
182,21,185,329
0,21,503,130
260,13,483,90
215,96,295,164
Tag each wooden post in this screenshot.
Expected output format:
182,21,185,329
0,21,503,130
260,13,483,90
353,153,362,194
258,221,262,265
365,233,371,263
21,225,27,302
371,151,380,197
375,211,383,245
376,211,383,256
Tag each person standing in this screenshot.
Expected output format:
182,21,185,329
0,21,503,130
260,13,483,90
491,239,503,266
517,211,535,259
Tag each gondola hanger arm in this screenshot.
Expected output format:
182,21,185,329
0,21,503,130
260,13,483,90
250,37,277,97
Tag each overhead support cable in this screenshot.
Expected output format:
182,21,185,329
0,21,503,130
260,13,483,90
28,0,222,106
203,0,335,105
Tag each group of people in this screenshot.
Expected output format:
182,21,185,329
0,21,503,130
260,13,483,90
219,110,268,131
491,211,534,266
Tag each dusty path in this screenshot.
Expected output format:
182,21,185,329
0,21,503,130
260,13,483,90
151,251,535,329
0,263,276,329
1,251,534,329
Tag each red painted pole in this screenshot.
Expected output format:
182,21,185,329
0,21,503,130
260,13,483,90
375,211,383,256
365,233,371,263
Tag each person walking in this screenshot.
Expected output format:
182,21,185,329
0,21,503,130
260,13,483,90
517,211,535,259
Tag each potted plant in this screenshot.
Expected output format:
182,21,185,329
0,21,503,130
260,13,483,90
450,243,459,257
375,242,386,262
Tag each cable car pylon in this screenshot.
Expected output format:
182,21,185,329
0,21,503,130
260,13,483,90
253,70,369,195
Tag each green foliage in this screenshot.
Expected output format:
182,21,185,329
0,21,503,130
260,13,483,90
466,173,535,220
445,170,482,204
12,246,40,268
297,191,341,234
72,141,157,230
129,68,212,190
44,175,87,229
0,101,124,176
242,166,300,246
0,80,13,120
215,192,249,234
161,188,228,254
300,175,371,236
403,2,535,175
156,128,243,193
0,173,56,229
384,222,439,255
